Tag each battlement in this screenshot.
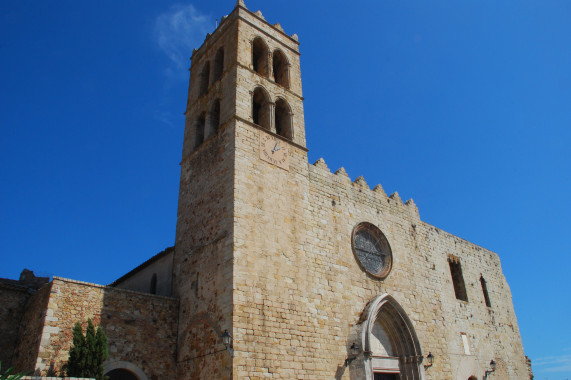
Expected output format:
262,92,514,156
310,157,420,220
191,0,299,61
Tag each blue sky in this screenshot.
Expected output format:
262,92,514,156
1,1,569,378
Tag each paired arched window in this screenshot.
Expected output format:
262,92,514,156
252,89,293,139
199,63,210,96
250,39,294,138
272,49,289,88
212,48,224,84
252,87,271,130
275,98,292,139
252,37,269,77
197,46,224,97
194,112,206,149
192,99,222,151
252,38,290,89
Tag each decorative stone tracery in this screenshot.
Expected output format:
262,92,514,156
356,294,426,379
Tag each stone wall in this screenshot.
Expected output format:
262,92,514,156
174,72,236,380
172,6,255,379
19,277,178,379
231,116,528,379
173,121,235,378
12,282,52,374
418,221,526,379
0,283,31,368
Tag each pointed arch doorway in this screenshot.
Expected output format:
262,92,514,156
357,294,426,380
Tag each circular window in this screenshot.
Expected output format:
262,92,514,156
352,222,393,279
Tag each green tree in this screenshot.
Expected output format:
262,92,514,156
67,319,108,380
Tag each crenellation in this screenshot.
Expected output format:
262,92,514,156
388,191,403,204
353,175,369,189
333,167,350,181
312,158,329,171
373,183,387,198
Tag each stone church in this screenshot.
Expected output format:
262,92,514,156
0,2,531,379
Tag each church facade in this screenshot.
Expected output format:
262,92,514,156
0,2,530,379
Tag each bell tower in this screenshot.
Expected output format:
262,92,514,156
181,0,306,159
173,1,308,378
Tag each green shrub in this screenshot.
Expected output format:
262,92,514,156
67,319,108,380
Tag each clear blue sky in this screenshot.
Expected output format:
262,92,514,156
1,1,569,378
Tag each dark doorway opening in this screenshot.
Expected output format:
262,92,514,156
106,368,139,380
374,374,399,380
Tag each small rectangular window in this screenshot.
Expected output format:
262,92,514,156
461,333,471,355
448,256,468,302
480,275,492,307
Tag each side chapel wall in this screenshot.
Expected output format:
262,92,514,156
14,278,178,378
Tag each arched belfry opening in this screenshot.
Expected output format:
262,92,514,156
272,49,289,88
357,294,425,379
212,47,224,84
252,87,271,130
199,62,210,96
252,37,269,77
274,98,292,140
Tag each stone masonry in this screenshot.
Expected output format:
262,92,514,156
0,1,530,379
179,1,529,378
9,277,178,378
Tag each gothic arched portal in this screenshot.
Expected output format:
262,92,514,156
357,294,426,380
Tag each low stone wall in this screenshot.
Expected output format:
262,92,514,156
15,277,179,379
